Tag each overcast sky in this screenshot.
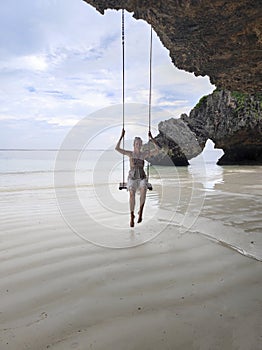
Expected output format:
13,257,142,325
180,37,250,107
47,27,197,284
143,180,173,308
0,0,215,149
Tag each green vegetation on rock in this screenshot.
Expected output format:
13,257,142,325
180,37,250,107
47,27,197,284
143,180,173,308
231,91,262,119
195,95,209,109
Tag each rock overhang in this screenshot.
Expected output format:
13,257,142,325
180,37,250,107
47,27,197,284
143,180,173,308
83,0,262,93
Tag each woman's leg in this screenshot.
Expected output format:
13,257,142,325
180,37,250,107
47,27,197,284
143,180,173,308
138,186,146,223
129,190,136,227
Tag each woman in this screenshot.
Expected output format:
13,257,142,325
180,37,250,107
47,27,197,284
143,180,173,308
115,128,159,227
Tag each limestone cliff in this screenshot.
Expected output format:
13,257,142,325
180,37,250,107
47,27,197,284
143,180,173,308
152,90,262,165
83,0,262,93
183,90,262,165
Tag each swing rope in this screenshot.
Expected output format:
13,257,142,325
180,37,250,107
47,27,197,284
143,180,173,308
121,9,126,188
119,10,153,190
147,24,153,182
148,24,153,135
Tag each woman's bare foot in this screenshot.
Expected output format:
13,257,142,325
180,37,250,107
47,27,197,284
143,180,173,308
130,212,135,227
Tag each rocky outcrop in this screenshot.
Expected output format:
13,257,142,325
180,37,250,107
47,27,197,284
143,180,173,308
145,118,201,166
183,90,262,165
83,0,262,93
151,90,262,165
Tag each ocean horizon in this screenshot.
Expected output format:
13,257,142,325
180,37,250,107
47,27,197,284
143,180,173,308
0,148,261,260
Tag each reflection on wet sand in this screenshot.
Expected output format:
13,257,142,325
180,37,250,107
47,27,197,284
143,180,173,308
152,161,262,261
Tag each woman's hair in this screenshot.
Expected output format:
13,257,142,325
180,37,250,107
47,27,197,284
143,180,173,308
133,136,143,146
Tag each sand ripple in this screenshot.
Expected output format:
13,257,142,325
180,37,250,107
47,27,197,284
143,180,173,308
1,193,262,349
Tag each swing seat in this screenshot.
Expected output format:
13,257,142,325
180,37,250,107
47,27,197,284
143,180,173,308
147,183,153,191
119,182,127,190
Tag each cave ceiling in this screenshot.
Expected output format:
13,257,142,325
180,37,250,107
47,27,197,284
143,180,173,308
83,0,262,93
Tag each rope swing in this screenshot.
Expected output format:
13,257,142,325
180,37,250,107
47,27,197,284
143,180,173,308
119,9,127,190
146,24,153,191
119,9,154,191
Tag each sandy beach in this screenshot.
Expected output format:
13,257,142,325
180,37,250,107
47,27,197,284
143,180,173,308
1,162,262,350
0,0,261,348
1,149,262,350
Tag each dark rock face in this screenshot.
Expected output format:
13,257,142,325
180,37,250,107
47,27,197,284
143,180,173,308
216,144,262,165
158,90,262,165
145,118,201,166
83,0,262,93
146,132,190,167
158,118,201,160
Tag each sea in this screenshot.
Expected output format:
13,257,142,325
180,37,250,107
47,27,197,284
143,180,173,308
0,149,261,260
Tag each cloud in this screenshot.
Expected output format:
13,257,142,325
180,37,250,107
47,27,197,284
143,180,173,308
0,118,68,149
0,1,215,149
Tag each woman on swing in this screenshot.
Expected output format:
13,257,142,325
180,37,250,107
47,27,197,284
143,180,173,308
115,128,159,227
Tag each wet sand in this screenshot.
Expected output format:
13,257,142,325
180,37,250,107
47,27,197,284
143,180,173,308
1,185,262,350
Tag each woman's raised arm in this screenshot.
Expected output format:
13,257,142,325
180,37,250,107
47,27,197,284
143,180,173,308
115,129,131,156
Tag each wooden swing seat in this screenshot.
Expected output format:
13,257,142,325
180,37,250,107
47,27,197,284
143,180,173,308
119,182,127,190
119,182,153,191
147,183,153,191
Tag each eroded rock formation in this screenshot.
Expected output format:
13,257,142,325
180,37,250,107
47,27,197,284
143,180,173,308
151,90,262,165
83,0,262,164
183,90,262,165
83,0,262,93
145,118,201,166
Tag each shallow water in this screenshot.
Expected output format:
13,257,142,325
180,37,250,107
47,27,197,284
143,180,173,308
0,150,261,259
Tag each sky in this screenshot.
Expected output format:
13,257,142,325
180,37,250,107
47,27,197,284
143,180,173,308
0,0,215,149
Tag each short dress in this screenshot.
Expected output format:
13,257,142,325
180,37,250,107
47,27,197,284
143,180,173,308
127,156,148,192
